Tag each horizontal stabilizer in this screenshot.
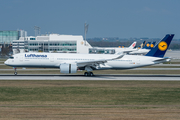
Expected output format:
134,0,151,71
153,57,171,62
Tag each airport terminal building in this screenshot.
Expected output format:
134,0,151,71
12,34,92,54
0,30,27,44
0,30,27,54
0,30,119,55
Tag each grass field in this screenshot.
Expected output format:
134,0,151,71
0,80,180,120
1,58,180,119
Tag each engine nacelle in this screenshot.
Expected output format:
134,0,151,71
60,63,77,74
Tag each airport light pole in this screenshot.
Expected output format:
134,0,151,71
84,23,89,46
34,26,41,36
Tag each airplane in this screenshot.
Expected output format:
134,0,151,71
124,41,137,49
137,41,146,49
90,41,137,54
4,34,174,76
114,41,137,53
129,41,156,55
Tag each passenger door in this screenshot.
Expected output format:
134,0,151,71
20,55,23,62
50,55,54,62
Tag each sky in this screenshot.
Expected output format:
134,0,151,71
0,0,180,39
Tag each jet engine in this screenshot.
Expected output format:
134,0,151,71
60,63,77,74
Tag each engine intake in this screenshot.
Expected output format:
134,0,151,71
60,63,77,74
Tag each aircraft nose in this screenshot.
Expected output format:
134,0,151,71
4,60,9,65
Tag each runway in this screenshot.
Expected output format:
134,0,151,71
0,74,180,80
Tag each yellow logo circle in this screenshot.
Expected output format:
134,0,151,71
150,44,154,48
81,41,84,45
146,43,150,47
158,41,168,51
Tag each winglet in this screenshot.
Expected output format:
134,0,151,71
145,34,174,57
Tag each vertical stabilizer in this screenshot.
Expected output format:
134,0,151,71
129,41,137,49
150,41,156,48
138,41,146,49
142,42,151,49
145,34,174,57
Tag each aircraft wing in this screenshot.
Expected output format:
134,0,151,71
76,54,124,67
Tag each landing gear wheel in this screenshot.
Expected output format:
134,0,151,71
14,67,17,75
84,72,94,76
84,72,88,76
89,72,94,76
14,72,17,75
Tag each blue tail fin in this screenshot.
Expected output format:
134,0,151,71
142,42,151,49
143,41,156,49
145,34,174,57
150,41,156,49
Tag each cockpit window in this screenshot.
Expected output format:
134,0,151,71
9,56,14,59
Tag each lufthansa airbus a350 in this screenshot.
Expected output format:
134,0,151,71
4,34,174,76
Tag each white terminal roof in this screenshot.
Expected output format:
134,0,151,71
49,34,83,41
23,34,84,41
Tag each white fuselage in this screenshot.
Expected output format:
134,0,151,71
4,53,164,70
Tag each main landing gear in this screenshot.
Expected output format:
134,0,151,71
14,67,17,75
84,72,94,76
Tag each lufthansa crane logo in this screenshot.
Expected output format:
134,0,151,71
146,43,150,47
158,41,168,51
150,44,154,48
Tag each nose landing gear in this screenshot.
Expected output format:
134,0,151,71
14,67,17,75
